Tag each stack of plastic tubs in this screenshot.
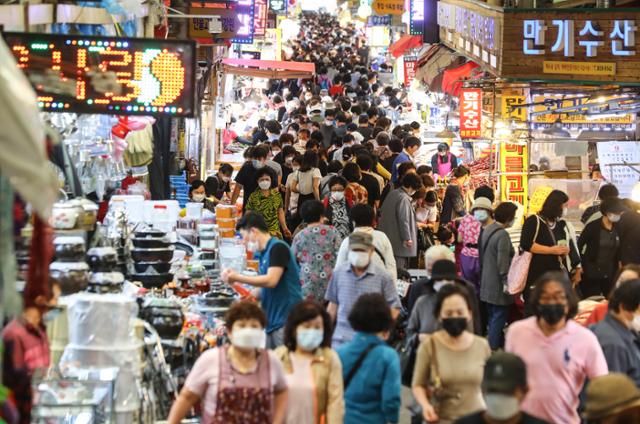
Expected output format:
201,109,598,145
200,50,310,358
170,172,189,208
60,293,142,423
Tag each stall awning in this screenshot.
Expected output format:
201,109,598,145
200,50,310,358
221,58,316,79
388,35,422,58
442,61,481,97
415,44,463,90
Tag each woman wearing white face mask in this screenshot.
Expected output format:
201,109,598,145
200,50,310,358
247,168,292,239
187,179,216,213
578,197,625,299
275,301,344,424
323,176,353,243
168,301,288,424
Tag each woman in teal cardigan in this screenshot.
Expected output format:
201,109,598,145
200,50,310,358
337,293,402,424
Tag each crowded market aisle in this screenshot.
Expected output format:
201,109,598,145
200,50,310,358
2,2,640,424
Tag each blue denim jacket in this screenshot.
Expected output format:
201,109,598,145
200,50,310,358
337,332,402,424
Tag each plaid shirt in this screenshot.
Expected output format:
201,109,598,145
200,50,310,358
325,263,400,347
2,317,50,424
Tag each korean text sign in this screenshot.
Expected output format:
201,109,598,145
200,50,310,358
4,32,196,117
500,143,528,210
459,88,482,139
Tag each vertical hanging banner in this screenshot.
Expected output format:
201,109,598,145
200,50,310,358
232,0,256,44
409,0,424,35
459,88,482,138
254,0,268,37
500,143,528,210
269,0,287,14
403,56,417,86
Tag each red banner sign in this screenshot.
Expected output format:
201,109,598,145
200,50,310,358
403,57,417,86
254,0,267,37
459,88,482,138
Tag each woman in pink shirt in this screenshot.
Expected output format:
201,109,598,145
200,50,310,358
505,272,608,424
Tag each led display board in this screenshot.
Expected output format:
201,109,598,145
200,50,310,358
232,0,256,44
3,32,196,117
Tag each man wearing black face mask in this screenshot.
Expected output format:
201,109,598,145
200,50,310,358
505,272,608,424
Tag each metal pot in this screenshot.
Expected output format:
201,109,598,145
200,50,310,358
140,299,184,340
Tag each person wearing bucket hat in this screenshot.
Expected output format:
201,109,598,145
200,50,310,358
407,259,482,339
457,192,495,297
455,352,549,424
583,373,640,423
326,232,401,347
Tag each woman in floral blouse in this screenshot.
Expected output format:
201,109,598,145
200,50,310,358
292,200,342,301
323,176,353,243
342,162,369,205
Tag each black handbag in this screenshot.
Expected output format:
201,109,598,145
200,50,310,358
400,333,420,387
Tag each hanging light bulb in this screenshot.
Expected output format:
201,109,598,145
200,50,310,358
542,118,571,138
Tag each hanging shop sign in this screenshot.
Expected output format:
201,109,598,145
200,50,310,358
265,28,282,61
366,26,391,47
372,0,404,15
232,0,256,44
437,0,502,74
597,142,640,198
4,32,196,117
501,94,527,122
254,0,268,37
500,143,528,210
437,0,640,84
269,0,287,14
404,55,417,86
410,0,424,35
503,10,640,83
530,94,634,129
188,6,241,42
529,186,553,214
423,0,439,43
459,88,482,138
368,15,392,26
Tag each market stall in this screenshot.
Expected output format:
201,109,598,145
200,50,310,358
425,0,640,226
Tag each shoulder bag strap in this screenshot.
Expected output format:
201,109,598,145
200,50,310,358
374,247,387,266
344,344,377,389
479,228,501,266
429,336,441,388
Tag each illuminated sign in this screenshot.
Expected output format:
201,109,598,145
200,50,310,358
269,0,286,13
233,0,256,44
523,19,637,57
459,88,482,138
254,0,268,37
4,32,195,117
403,56,417,86
500,143,528,210
409,0,424,35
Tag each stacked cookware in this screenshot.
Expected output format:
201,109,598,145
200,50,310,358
130,229,174,289
50,237,89,295
86,247,125,294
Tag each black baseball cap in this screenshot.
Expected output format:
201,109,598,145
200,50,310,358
482,352,527,393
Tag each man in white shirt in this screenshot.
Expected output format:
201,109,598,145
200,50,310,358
334,204,397,281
